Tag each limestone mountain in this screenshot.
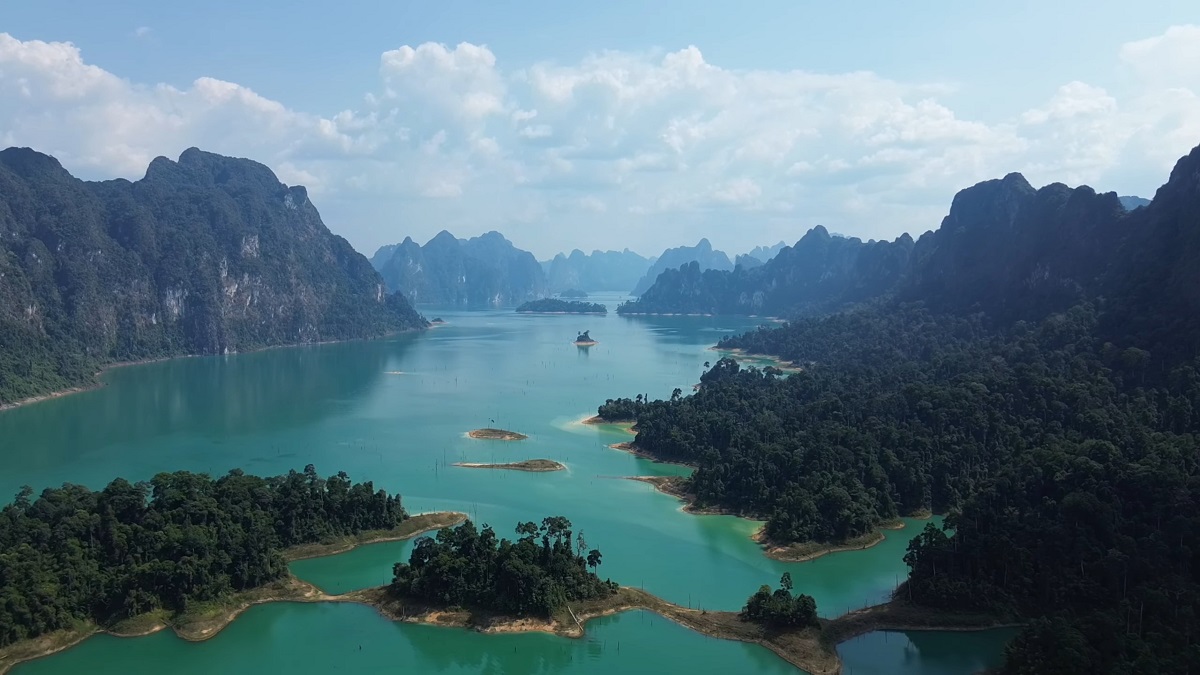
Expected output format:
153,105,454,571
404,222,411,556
372,231,547,307
0,147,426,404
1118,195,1150,210
621,228,913,316
541,248,655,293
621,143,1200,328
630,238,734,296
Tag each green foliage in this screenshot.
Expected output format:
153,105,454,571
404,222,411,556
0,147,425,405
741,573,819,628
0,465,405,647
390,516,617,617
515,298,607,314
610,298,1198,673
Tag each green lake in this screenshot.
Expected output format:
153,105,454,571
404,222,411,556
0,293,1014,674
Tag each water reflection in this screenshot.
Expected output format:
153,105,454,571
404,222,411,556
0,334,415,493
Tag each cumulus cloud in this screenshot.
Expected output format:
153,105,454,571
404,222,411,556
0,30,1198,258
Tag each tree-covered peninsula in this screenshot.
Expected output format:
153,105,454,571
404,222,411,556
515,298,607,314
0,466,407,648
390,516,616,616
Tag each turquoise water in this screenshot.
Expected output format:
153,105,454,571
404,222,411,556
1,293,1011,673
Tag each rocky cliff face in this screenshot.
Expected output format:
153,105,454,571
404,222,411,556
0,147,425,403
372,231,547,307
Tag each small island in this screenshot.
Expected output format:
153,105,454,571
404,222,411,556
516,299,607,315
574,330,599,346
430,317,446,325
453,459,565,472
559,289,589,299
467,428,528,440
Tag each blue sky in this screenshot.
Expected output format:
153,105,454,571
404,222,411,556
2,1,1198,258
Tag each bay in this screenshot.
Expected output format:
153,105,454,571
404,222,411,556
1,293,1010,673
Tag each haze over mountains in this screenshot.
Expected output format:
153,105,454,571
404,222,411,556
370,231,793,304
542,249,656,294
619,160,1186,333
370,231,546,307
0,147,425,404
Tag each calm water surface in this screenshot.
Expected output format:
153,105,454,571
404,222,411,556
0,293,1011,674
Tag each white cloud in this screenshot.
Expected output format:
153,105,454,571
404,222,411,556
711,178,762,206
133,26,152,39
0,29,1198,258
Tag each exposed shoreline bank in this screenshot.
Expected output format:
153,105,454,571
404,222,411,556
624,473,904,563
452,459,565,472
710,346,803,372
580,415,637,434
1,565,1016,675
0,327,427,414
0,511,464,675
467,428,528,440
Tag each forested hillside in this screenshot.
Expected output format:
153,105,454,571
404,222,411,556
0,147,426,405
598,144,1200,674
621,150,1197,325
619,227,912,316
0,466,406,647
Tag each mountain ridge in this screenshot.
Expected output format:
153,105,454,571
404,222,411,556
372,230,547,307
0,146,425,404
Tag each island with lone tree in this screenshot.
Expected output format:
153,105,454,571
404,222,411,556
516,299,607,314
573,330,599,346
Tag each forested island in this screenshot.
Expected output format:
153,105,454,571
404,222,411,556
516,299,607,314
559,289,589,299
0,466,408,648
390,517,616,617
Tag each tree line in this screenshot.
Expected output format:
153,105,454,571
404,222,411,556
598,301,1199,673
0,465,405,647
390,516,616,617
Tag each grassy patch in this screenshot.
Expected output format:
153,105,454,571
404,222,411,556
0,623,95,675
284,512,467,561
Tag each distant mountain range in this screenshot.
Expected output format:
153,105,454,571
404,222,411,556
0,147,425,404
630,238,735,296
1119,195,1151,210
371,231,546,307
618,155,1197,357
541,249,656,293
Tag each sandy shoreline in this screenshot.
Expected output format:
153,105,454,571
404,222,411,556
467,428,528,440
624,473,902,564
580,415,637,434
453,459,565,472
516,311,607,315
0,327,427,413
0,511,465,675
1,560,1014,675
710,346,803,372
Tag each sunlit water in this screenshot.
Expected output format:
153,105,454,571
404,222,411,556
1,293,1012,674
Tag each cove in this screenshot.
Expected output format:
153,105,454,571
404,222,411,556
0,293,1010,673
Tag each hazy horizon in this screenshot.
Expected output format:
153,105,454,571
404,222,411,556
2,1,1198,259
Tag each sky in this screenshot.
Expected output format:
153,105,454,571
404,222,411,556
1,1,1199,259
